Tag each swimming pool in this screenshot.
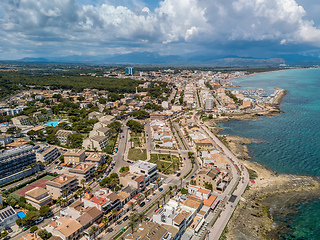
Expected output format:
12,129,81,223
17,211,26,219
45,121,60,127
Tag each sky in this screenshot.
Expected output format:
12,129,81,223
1,0,320,61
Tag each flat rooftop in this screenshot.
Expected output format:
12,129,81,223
131,160,156,170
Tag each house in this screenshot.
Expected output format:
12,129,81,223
0,134,12,147
193,139,213,150
129,160,158,186
125,222,168,240
85,153,106,168
18,232,43,240
63,149,86,165
46,174,78,199
68,163,95,186
53,217,83,240
25,187,53,210
0,206,18,231
119,172,145,192
195,168,220,190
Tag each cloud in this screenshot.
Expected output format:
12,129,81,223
0,0,320,59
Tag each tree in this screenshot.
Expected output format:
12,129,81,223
129,201,135,211
68,133,83,148
138,213,145,223
6,126,21,135
16,219,22,226
81,179,86,189
60,199,68,207
119,166,129,173
63,189,69,197
1,229,8,238
39,205,51,217
126,120,144,133
129,110,150,119
27,130,37,140
89,225,98,238
46,133,58,145
161,194,166,205
102,216,109,230
56,196,62,207
156,200,160,208
22,211,40,225
30,226,38,233
111,209,118,221
38,229,50,239
180,177,183,188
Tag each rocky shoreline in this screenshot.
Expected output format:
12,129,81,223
204,89,320,239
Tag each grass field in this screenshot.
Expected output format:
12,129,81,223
128,148,147,161
149,154,181,174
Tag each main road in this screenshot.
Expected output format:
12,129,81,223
194,114,249,240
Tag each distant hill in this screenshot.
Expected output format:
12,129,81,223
17,51,319,66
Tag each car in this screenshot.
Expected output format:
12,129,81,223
191,175,195,179
183,157,186,160
22,227,29,231
117,220,122,225
176,173,181,177
146,198,151,202
52,216,58,221
127,160,132,163
35,218,44,224
159,188,163,192
46,212,54,218
6,228,13,233
140,202,145,207
145,217,150,221
123,216,128,221
106,228,113,233
122,136,124,138
155,208,158,212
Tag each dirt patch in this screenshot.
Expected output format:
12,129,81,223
15,179,49,196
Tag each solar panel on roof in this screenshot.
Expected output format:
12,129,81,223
0,213,5,219
3,211,9,218
9,209,15,215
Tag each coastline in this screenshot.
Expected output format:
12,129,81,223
204,87,320,239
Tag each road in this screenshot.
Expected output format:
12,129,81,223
194,114,249,240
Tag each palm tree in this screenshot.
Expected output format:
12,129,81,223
63,189,69,197
56,196,62,207
138,213,145,223
144,192,148,199
161,194,166,205
77,189,84,200
111,209,118,222
61,199,68,207
136,197,142,205
180,177,183,188
129,220,135,233
81,179,86,189
156,200,160,208
87,187,92,193
102,216,109,231
173,185,178,192
89,225,97,239
167,190,173,198
129,201,135,211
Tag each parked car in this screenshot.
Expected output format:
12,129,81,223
159,188,163,192
117,220,122,225
123,216,128,221
140,202,145,207
46,212,54,218
176,173,181,177
22,227,29,231
146,198,151,202
52,216,58,221
191,175,195,179
106,228,113,233
35,218,43,224
183,157,186,160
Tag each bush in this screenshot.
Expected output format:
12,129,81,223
30,226,38,233
181,188,188,195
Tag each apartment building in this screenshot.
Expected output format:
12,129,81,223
53,217,83,240
0,145,36,180
85,152,106,168
68,163,95,186
0,206,18,231
12,115,29,126
196,168,220,190
129,160,158,186
25,187,53,210
82,135,109,152
64,149,86,165
119,172,145,192
36,145,59,162
46,174,78,199
56,130,74,145
0,134,12,146
125,222,168,240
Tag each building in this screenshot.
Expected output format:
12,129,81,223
119,172,145,192
36,145,59,162
63,149,86,165
68,163,95,185
193,139,213,150
0,134,12,147
25,187,53,210
125,222,168,240
82,136,109,151
129,160,158,186
125,67,134,75
85,153,106,168
46,174,78,199
205,98,214,110
0,145,36,182
196,168,220,190
53,217,83,240
56,130,74,145
0,206,18,231
18,232,43,240
11,115,29,126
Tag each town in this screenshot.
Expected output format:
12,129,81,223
0,66,284,240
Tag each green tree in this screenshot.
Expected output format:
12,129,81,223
39,205,51,217
119,166,129,173
68,133,83,148
30,226,38,233
46,133,58,145
1,229,8,238
38,229,50,239
126,120,144,133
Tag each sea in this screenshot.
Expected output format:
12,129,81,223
218,68,320,239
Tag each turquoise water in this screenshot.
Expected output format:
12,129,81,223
218,68,320,239
45,121,59,127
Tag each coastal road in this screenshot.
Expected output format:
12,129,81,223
194,114,249,240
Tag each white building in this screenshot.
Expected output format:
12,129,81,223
0,206,18,231
129,160,158,186
205,98,214,110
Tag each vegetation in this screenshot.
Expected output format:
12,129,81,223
126,120,144,133
99,173,120,191
38,229,52,239
128,149,147,161
144,103,163,111
119,166,129,173
226,90,242,105
247,167,258,179
130,110,150,119
181,188,188,195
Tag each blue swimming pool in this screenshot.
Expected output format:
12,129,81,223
17,211,26,219
45,121,60,127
